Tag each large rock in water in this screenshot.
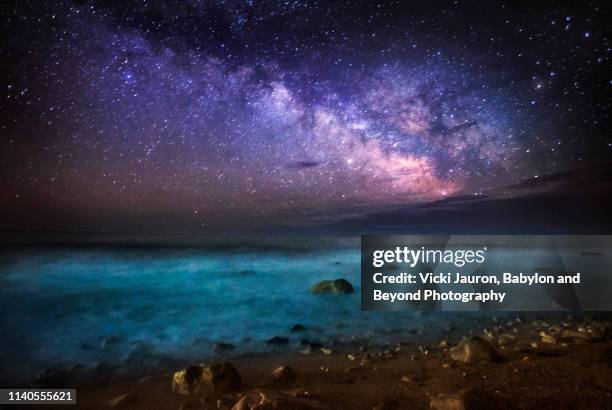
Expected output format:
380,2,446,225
172,362,241,396
450,337,501,364
310,279,354,294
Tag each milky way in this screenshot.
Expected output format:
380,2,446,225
1,1,610,232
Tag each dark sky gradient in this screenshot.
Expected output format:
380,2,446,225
1,1,610,236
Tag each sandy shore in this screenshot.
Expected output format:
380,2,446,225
19,316,612,410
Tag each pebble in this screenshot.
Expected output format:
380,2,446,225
271,365,296,386
400,375,415,383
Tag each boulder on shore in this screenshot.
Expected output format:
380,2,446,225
172,362,241,396
450,337,501,364
310,279,354,294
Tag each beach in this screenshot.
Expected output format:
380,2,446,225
25,315,612,409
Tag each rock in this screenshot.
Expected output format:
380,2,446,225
232,396,249,410
172,362,241,396
561,329,592,341
310,279,354,294
271,365,296,386
498,332,516,341
450,337,501,364
497,332,516,347
430,389,495,410
540,332,557,345
213,343,235,353
430,393,465,410
400,375,416,383
291,324,306,332
108,393,135,408
267,336,289,345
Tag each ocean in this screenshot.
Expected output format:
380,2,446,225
0,243,509,383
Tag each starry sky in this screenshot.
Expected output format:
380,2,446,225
1,1,611,235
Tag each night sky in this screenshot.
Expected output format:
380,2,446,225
1,1,611,235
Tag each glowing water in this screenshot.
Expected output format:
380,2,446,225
0,245,499,382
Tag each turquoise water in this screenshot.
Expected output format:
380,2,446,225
0,245,491,382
